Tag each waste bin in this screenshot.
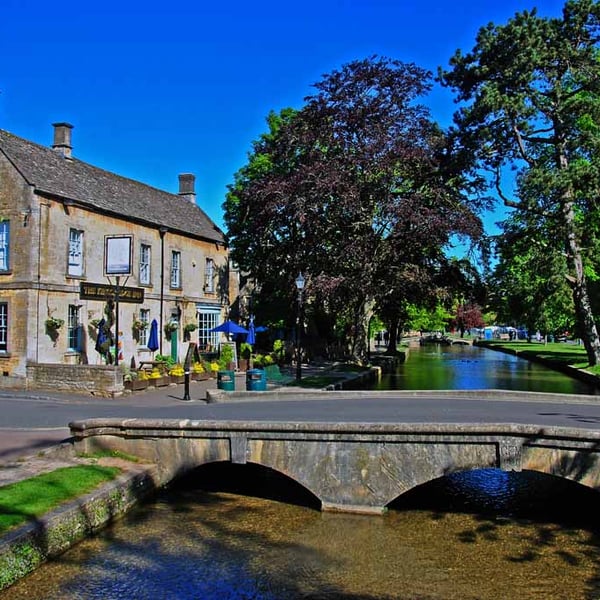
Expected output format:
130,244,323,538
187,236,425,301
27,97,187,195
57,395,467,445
217,370,235,391
246,368,267,391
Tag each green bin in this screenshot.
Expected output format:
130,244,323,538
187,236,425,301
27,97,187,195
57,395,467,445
246,369,267,391
217,370,235,391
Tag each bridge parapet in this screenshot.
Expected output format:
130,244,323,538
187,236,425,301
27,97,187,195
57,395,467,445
70,419,600,514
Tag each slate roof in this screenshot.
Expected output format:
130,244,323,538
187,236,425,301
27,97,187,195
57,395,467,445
0,128,226,244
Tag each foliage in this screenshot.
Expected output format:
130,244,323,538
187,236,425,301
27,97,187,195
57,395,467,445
224,56,484,361
272,339,285,363
450,302,485,336
154,354,175,368
439,0,600,364
406,303,453,333
0,466,120,535
169,364,184,377
163,322,178,337
219,344,234,369
240,342,252,359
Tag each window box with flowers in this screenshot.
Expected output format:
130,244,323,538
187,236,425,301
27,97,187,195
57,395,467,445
168,364,185,384
191,361,210,381
148,368,170,387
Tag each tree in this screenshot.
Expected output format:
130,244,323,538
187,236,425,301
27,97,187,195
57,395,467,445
440,0,600,364
225,57,483,359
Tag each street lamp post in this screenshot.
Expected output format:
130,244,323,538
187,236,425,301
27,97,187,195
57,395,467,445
295,272,305,382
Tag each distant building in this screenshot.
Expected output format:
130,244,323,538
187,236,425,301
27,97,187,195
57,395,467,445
0,122,235,392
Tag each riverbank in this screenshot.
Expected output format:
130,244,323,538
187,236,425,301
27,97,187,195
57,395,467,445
474,339,600,390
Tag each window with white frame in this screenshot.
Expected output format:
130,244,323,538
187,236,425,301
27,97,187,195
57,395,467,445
170,250,181,288
139,308,150,346
0,303,7,352
68,229,84,276
139,244,151,285
204,258,215,293
67,305,81,351
0,221,9,272
197,307,220,351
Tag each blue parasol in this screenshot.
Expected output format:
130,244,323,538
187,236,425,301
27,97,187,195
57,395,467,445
209,320,249,335
95,318,107,354
246,317,256,346
147,318,159,352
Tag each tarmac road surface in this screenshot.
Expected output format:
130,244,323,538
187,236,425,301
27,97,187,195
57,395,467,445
1,384,600,462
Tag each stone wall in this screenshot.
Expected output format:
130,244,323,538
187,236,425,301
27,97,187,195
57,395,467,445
25,363,123,396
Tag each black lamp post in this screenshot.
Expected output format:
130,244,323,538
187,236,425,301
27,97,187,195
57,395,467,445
295,272,305,382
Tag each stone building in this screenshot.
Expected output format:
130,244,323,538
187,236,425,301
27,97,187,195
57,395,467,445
0,122,235,393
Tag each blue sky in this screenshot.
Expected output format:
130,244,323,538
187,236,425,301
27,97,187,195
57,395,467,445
1,0,567,236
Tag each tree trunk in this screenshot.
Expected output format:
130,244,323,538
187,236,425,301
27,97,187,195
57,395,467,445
563,197,600,365
386,315,400,354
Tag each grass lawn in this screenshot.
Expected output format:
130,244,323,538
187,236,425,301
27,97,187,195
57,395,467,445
477,340,600,376
0,465,121,534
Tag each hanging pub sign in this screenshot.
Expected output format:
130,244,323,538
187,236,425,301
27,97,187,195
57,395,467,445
104,235,133,276
79,282,144,303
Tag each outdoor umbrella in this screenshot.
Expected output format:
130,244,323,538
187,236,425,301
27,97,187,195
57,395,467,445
147,319,159,352
94,318,107,354
246,317,256,346
209,321,249,335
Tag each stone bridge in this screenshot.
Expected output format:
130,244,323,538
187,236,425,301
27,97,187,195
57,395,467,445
70,418,600,514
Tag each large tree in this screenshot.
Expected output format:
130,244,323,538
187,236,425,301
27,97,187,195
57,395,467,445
440,0,600,364
225,56,482,359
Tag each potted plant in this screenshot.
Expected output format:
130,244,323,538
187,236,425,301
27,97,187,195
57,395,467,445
219,344,235,371
183,322,197,341
209,361,220,378
239,342,252,371
132,317,148,342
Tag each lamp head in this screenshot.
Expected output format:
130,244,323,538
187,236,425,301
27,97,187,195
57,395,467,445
295,272,305,291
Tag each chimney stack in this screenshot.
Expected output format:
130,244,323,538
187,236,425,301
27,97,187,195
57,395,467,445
178,173,196,204
52,122,74,159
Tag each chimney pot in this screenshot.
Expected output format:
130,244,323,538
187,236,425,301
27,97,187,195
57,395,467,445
52,122,74,159
178,173,196,204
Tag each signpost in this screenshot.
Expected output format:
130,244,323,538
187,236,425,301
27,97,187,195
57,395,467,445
103,235,133,367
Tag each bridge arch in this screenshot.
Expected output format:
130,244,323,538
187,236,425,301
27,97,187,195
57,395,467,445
171,460,322,509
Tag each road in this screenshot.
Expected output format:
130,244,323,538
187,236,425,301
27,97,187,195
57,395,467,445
1,385,600,461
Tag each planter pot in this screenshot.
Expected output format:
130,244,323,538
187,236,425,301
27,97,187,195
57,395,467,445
191,372,209,381
149,376,169,387
238,359,249,372
170,375,185,384
124,379,149,392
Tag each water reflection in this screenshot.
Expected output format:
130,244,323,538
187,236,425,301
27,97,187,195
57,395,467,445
373,344,598,395
4,466,600,600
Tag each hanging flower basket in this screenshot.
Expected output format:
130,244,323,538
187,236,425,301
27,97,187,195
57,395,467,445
45,317,64,330
164,322,178,337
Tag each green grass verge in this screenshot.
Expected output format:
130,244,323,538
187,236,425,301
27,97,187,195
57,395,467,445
478,340,600,375
0,465,121,534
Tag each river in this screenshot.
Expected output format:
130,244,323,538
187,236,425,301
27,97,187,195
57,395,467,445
2,344,600,599
371,342,598,395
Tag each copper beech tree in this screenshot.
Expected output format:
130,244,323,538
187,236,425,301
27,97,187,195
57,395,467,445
225,57,483,359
